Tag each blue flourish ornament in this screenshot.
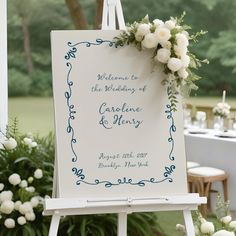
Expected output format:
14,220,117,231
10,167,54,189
65,62,78,162
163,165,176,178
73,175,173,188
72,167,85,181
165,104,176,161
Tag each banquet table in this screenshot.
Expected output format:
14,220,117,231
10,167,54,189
184,129,236,210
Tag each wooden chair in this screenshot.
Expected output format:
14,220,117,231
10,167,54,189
187,166,228,216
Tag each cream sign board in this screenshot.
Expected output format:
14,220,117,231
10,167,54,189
51,30,187,199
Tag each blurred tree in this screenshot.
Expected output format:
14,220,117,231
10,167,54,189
7,0,236,97
65,0,88,29
11,0,35,76
94,0,103,29
8,0,72,96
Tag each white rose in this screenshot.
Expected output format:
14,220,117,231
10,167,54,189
178,68,189,79
14,200,22,211
200,221,215,234
167,58,182,72
176,33,189,47
34,169,43,179
161,41,172,50
0,191,13,202
229,221,236,230
176,224,185,232
155,48,171,63
155,27,171,43
17,216,26,225
28,176,34,183
0,200,14,214
0,183,4,191
8,173,21,186
26,186,35,193
19,202,33,215
30,142,37,148
174,44,187,57
153,19,164,27
30,197,39,208
164,20,176,30
2,137,17,150
181,54,190,68
4,218,15,228
23,137,32,145
213,230,234,236
136,23,150,36
221,215,232,224
25,212,36,221
19,180,28,188
142,33,158,49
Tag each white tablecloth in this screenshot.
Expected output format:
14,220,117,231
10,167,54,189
185,129,236,210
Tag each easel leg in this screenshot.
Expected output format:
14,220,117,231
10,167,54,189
49,212,61,236
183,210,195,236
118,212,127,236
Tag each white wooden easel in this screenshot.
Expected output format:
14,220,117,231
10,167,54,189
0,0,8,137
44,1,206,235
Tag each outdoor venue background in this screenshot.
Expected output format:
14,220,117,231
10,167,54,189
7,0,236,97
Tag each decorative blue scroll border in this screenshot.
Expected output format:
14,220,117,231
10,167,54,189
64,38,176,188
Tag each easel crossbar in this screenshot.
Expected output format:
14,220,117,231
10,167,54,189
44,194,206,216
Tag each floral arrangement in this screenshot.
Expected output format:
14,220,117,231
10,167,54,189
176,195,236,236
115,13,208,111
213,102,231,118
0,168,45,230
0,123,54,235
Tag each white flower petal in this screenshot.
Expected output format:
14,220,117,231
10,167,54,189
213,230,234,236
17,216,26,225
4,218,15,228
136,23,150,36
167,58,183,72
142,33,159,49
164,20,176,30
155,48,171,63
8,173,21,186
0,200,14,214
34,169,43,179
200,221,215,234
2,138,17,150
155,27,171,43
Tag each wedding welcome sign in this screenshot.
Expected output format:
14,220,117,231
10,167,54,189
51,30,187,199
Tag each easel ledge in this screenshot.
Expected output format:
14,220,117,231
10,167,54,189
44,193,206,216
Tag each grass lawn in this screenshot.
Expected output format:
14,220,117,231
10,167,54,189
156,211,184,236
9,97,54,136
